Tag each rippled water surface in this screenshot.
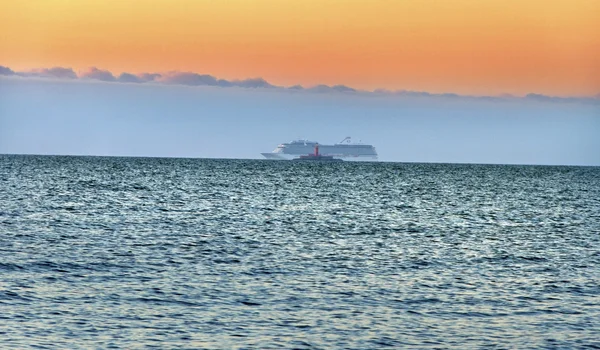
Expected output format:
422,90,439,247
1,155,599,349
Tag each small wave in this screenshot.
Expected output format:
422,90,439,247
538,308,584,315
0,290,33,302
471,254,548,264
0,262,24,271
27,261,87,273
130,183,150,190
23,260,132,273
371,336,402,347
516,255,547,262
398,297,443,305
133,297,200,307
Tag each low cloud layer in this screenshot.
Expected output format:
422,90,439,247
79,67,116,82
0,64,598,104
158,71,219,86
0,66,15,75
307,84,356,93
25,67,77,79
117,72,143,83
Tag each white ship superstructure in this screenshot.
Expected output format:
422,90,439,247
262,137,378,161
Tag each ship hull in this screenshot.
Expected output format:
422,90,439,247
261,152,377,162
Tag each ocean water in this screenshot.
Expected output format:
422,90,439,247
1,155,599,349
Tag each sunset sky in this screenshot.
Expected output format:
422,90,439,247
1,0,599,96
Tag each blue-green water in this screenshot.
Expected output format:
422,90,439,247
1,155,599,349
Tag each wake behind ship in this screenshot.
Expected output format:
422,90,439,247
262,137,378,161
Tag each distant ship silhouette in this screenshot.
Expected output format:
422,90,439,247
292,143,343,161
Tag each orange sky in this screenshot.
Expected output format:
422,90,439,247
1,0,599,96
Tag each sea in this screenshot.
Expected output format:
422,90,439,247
1,155,599,349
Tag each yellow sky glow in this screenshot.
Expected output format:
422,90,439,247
1,0,598,95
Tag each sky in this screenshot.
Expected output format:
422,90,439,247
1,0,599,96
1,1,599,165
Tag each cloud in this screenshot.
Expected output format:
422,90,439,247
306,84,330,93
1,64,598,104
395,90,433,97
24,67,77,79
217,79,234,87
117,72,143,83
0,65,15,75
439,93,460,98
117,71,164,83
153,73,274,88
499,93,516,98
526,93,559,102
138,73,161,82
393,90,500,101
332,85,356,93
306,84,356,93
232,77,274,88
79,67,116,82
158,71,218,86
525,93,599,105
305,84,358,93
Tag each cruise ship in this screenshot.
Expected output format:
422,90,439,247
261,137,378,161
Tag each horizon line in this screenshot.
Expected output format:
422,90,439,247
2,152,598,168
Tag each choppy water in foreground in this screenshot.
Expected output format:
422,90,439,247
1,155,599,349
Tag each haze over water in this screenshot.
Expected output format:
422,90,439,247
1,155,599,348
2,77,599,166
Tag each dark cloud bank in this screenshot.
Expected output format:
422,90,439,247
1,64,598,104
